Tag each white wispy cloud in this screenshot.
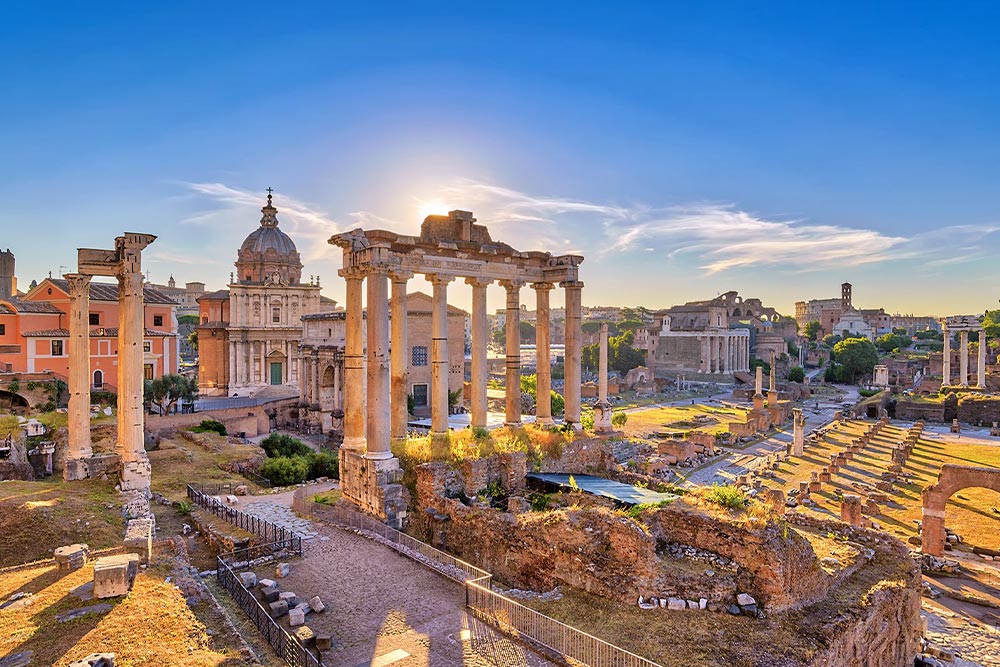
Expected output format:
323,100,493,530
182,182,341,262
414,179,1000,275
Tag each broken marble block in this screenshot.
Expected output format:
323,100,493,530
309,595,325,613
275,562,290,578
260,586,280,603
268,600,289,618
55,544,90,571
67,653,115,667
288,607,306,626
278,591,299,607
239,572,257,588
93,554,140,599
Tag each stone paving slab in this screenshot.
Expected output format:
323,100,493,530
241,501,319,539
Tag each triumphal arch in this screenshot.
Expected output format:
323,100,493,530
330,210,584,527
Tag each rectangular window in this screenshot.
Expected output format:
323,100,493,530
411,345,428,366
412,383,428,407
51,340,64,356
144,364,154,380
89,313,100,325
272,307,281,323
143,340,152,352
153,315,163,327
0,324,5,335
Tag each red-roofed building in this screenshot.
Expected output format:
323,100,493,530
0,277,179,390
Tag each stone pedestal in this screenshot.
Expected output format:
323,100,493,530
339,449,407,529
791,408,805,456
841,495,862,526
93,553,140,599
55,543,90,571
124,517,154,563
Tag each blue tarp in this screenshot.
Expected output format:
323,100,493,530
526,473,677,506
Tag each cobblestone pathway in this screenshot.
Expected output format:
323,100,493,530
252,522,554,667
241,500,320,539
923,605,1000,667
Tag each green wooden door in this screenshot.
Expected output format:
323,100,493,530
269,362,283,385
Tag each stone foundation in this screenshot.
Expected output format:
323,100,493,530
339,449,407,529
123,517,154,563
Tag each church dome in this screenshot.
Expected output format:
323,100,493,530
234,191,303,285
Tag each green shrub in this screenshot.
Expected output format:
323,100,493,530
611,411,628,428
858,389,882,398
190,419,227,436
175,500,194,516
260,455,311,486
260,433,312,458
307,451,340,480
528,492,552,511
704,484,748,510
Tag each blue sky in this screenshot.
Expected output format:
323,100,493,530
3,2,999,316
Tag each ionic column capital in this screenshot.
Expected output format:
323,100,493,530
499,279,525,292
388,269,413,283
465,276,493,289
426,273,455,286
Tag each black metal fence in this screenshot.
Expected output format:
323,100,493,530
187,484,302,556
217,546,322,667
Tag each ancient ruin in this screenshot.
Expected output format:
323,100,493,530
921,464,1000,556
329,211,583,527
940,314,986,388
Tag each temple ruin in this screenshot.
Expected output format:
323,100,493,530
329,210,583,527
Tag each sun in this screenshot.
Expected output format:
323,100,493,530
415,198,449,220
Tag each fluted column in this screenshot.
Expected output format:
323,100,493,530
977,331,987,389
501,279,524,426
429,274,454,437
390,271,412,441
466,277,492,429
65,273,92,480
116,271,145,462
365,268,391,460
960,330,969,387
341,270,366,451
562,281,584,427
942,325,951,386
533,282,554,425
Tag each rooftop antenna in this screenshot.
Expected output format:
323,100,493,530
58,265,67,277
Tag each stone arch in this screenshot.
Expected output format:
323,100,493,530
320,365,336,410
732,308,742,317
0,390,29,410
922,464,1000,555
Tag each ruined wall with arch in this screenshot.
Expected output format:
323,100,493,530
922,464,1000,556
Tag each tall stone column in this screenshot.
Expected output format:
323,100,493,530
366,268,391,460
960,330,969,387
942,325,951,386
699,336,708,373
977,331,987,389
792,408,805,456
341,270,366,451
64,273,92,481
312,355,320,406
116,271,145,464
429,274,454,437
562,281,584,427
533,282,554,425
594,323,613,433
389,271,412,441
466,277,491,429
500,280,524,426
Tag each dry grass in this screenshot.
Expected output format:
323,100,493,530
0,559,249,667
392,424,572,467
149,434,265,501
0,479,122,568
774,421,1000,550
624,404,748,438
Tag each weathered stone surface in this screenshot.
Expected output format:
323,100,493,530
260,586,280,603
56,603,113,623
258,578,277,589
275,562,290,578
54,543,90,571
736,592,756,607
315,634,332,650
67,653,115,667
93,554,140,599
278,591,299,607
268,600,289,618
666,597,685,610
239,572,257,588
309,595,325,613
0,651,32,667
288,607,306,626
294,625,315,646
123,517,154,563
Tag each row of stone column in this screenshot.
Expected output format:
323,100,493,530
700,331,751,374
229,340,298,387
941,327,988,388
300,354,341,408
340,268,584,460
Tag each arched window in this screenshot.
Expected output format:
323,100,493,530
93,370,103,389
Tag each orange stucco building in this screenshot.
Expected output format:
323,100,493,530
0,277,179,391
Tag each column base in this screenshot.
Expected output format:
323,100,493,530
64,458,91,482
364,450,394,461
339,450,407,530
341,436,367,452
534,417,554,427
593,400,614,433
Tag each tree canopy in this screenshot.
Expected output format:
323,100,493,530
144,374,198,415
875,332,909,353
831,337,879,384
787,366,805,383
582,329,645,375
803,320,823,341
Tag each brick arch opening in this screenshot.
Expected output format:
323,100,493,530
921,464,1000,555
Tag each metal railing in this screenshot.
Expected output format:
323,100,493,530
293,488,664,667
217,545,322,667
187,484,302,556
